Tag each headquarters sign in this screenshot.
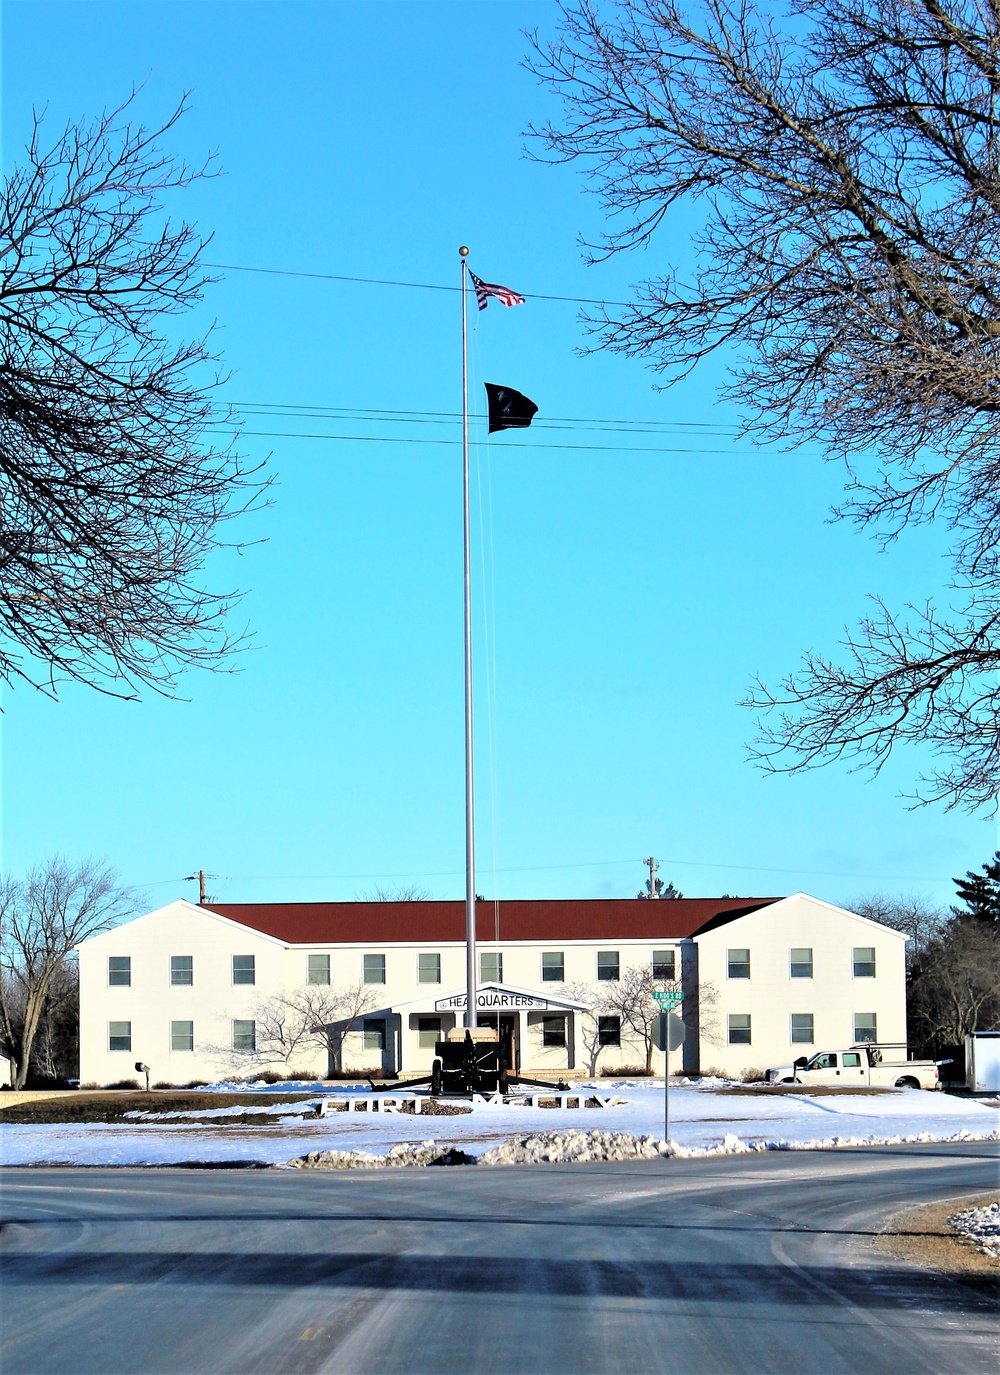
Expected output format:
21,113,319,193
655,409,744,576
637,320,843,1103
435,989,550,1012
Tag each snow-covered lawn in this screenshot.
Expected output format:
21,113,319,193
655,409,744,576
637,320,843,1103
2,1081,997,1167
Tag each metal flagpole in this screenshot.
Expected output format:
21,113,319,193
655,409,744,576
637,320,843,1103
459,245,477,1030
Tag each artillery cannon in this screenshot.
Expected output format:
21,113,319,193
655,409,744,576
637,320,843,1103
369,1026,570,1097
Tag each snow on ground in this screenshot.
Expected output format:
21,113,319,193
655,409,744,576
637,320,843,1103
950,1200,1000,1258
2,1082,998,1167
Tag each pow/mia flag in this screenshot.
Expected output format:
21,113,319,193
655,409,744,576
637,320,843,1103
484,383,538,434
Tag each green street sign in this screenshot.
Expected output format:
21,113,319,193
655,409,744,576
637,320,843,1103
653,990,683,1009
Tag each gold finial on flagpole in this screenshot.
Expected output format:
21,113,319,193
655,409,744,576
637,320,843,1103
459,245,469,256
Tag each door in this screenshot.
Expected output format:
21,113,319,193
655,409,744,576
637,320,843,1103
479,1014,519,1072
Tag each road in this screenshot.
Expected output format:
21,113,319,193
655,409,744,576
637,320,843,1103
0,1143,996,1374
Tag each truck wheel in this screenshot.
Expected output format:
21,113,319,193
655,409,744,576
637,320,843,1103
431,1061,443,1096
894,1076,919,1090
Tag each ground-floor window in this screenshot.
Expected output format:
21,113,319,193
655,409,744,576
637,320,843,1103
171,1020,194,1052
363,1019,386,1051
233,1019,256,1053
542,1015,567,1047
417,1017,441,1049
854,1012,877,1043
790,1013,814,1044
597,1015,620,1046
108,1021,131,1052
728,1014,752,1045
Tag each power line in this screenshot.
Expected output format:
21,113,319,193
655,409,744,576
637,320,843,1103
231,401,738,432
222,427,747,457
204,261,633,308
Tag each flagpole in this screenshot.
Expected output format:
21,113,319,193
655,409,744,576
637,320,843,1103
459,245,477,1030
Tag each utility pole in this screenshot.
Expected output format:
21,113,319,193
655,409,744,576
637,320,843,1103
643,855,659,899
184,870,209,904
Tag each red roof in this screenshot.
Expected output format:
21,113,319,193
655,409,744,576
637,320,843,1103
204,897,778,945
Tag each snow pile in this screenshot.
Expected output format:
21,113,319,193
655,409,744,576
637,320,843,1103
479,1128,668,1165
949,1200,1000,1259
288,1139,473,1169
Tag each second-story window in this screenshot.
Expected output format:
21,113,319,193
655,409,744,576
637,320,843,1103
308,954,330,985
418,953,441,984
480,952,502,982
727,948,751,979
232,954,255,986
108,956,131,987
541,951,564,982
170,955,193,986
364,953,386,984
597,951,620,981
790,948,813,979
652,949,676,980
853,947,876,978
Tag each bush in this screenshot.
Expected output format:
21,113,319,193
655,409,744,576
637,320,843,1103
599,1065,653,1077
254,1070,285,1085
740,1067,767,1083
325,1067,397,1081
152,1082,175,1090
181,1079,209,1089
103,1079,141,1090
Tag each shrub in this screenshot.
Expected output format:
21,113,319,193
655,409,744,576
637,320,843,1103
255,1070,285,1085
152,1082,176,1090
181,1079,209,1089
740,1067,767,1083
599,1064,653,1077
324,1067,397,1081
103,1079,141,1090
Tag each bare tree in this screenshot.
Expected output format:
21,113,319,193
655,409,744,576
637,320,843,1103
356,885,431,902
844,894,949,968
246,982,380,1075
0,93,266,697
529,0,1000,809
909,918,1000,1049
0,858,135,1088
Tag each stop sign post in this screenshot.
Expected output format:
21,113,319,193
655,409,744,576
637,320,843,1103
653,990,684,1144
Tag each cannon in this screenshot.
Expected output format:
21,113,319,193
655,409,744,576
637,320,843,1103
369,1027,570,1097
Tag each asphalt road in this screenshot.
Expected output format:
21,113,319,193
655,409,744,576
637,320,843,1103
0,1143,997,1375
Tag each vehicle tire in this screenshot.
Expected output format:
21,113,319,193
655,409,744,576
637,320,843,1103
894,1076,920,1090
431,1060,443,1096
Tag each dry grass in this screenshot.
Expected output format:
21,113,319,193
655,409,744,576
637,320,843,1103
874,1193,1000,1280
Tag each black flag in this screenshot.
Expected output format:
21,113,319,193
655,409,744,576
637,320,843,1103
485,382,538,434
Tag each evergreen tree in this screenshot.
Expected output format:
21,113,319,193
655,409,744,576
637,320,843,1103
952,853,1000,924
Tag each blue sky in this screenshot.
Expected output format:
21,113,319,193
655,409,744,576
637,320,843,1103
2,0,993,912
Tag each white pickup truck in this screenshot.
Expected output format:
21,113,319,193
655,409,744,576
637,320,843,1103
766,1044,940,1090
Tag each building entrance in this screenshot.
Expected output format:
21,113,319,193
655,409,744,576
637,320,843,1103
478,1013,518,1072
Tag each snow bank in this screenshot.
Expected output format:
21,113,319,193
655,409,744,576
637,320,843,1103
949,1200,1000,1259
289,1140,474,1169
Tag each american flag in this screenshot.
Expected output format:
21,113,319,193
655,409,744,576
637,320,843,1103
469,270,525,311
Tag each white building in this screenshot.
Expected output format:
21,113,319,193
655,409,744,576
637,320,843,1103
77,893,907,1086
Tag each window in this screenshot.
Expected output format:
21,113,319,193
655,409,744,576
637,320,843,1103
480,951,503,983
597,951,620,981
842,1052,862,1068
308,954,330,985
853,947,876,978
597,1016,621,1046
790,1013,814,1044
728,1014,752,1045
727,949,751,979
790,948,813,979
854,1012,877,1043
811,1052,836,1069
108,956,131,987
171,1020,194,1052
232,1019,256,1052
417,1017,441,1049
542,1015,567,1048
363,953,386,985
652,949,676,980
108,1021,131,1051
363,1019,386,1052
418,953,441,984
541,951,565,982
170,955,193,986
232,955,255,986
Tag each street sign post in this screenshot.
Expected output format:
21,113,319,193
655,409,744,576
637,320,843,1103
653,990,684,1144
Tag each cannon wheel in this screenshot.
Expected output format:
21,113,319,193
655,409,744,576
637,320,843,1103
498,1067,509,1095
431,1060,443,1097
